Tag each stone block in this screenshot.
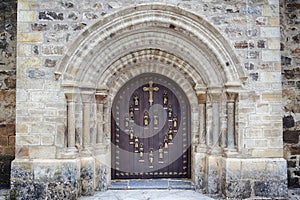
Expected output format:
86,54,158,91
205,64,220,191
18,0,30,10
254,181,287,197
29,146,56,159
31,23,48,31
18,57,42,68
19,11,37,22
31,124,55,134
262,5,279,17
95,162,109,192
269,17,280,26
15,146,29,158
80,157,95,196
38,11,64,21
18,33,43,43
262,50,281,62
283,131,300,143
207,156,221,195
17,135,40,145
11,160,80,199
262,92,282,102
268,38,280,49
42,45,64,55
251,148,283,157
44,59,57,68
17,44,32,56
27,68,45,79
224,180,251,199
260,72,281,82
0,155,14,188
261,27,280,38
41,135,55,145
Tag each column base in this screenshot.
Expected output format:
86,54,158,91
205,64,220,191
81,148,93,157
224,148,239,157
195,144,208,153
60,147,78,159
94,144,109,154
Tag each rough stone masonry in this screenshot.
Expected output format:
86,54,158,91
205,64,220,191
0,0,17,189
0,0,298,199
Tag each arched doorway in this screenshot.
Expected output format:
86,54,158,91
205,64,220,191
111,73,191,179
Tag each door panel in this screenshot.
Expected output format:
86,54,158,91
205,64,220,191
111,75,190,179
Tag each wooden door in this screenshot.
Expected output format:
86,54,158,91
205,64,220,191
111,75,190,179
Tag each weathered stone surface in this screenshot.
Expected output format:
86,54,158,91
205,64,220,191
224,180,251,199
44,59,57,68
31,23,48,31
0,155,14,188
39,11,64,21
11,160,80,199
254,181,288,197
283,115,295,129
80,159,95,196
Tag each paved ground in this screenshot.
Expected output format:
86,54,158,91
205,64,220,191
0,189,9,200
79,190,214,200
1,188,299,199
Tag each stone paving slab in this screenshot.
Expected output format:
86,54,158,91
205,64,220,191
0,189,9,200
79,190,214,200
109,179,195,190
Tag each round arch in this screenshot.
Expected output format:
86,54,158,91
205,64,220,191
55,3,247,89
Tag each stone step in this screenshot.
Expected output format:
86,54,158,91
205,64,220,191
108,179,195,190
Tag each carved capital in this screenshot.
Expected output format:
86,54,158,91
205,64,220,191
195,86,207,104
65,92,79,102
207,92,222,103
81,92,94,103
197,93,207,104
95,93,107,104
207,86,223,102
64,85,79,102
226,92,238,103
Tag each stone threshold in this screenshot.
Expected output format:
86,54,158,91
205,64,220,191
108,179,195,190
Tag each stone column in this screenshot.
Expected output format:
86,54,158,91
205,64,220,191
95,93,107,144
81,92,94,155
95,91,108,154
197,91,207,150
64,92,79,158
226,92,238,153
208,90,222,154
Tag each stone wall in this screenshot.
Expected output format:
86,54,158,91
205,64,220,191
281,0,300,188
11,0,287,199
0,0,17,189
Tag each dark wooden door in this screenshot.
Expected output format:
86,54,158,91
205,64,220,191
111,75,190,179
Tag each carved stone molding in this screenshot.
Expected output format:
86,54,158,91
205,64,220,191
226,92,238,103
197,93,207,104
